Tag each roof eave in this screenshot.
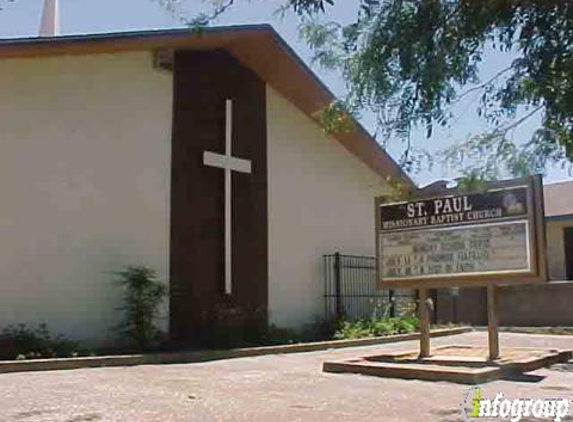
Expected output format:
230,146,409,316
0,25,415,190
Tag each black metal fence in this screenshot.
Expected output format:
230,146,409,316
324,253,416,323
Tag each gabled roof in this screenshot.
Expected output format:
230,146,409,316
0,25,415,189
544,181,573,218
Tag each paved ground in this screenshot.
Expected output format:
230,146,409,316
1,332,572,422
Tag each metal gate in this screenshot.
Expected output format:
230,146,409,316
324,253,416,322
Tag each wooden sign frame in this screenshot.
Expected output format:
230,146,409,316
376,175,547,290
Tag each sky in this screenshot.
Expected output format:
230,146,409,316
0,0,571,186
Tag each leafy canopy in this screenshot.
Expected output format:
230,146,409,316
294,0,573,180
166,0,573,181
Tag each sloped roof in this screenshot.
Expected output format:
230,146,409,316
544,181,573,218
0,25,415,189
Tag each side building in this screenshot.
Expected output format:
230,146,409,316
437,180,573,326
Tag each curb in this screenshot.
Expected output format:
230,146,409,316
0,326,472,374
473,326,573,336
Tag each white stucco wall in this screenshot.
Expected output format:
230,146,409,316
546,219,573,280
0,52,172,346
266,86,390,329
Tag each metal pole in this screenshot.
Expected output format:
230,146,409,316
419,288,431,358
389,289,396,317
431,289,438,324
334,252,343,320
487,284,500,361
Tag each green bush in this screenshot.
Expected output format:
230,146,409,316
392,316,420,334
0,323,82,360
258,324,302,346
333,320,372,340
192,312,338,348
256,318,336,346
115,266,167,351
333,316,420,340
198,304,268,348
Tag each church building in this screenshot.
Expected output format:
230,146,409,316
0,25,413,346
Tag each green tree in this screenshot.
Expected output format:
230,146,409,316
175,0,573,182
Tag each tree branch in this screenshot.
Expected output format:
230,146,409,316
0,0,16,11
454,66,513,104
497,105,544,134
182,0,237,26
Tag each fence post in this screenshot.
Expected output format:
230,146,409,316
334,252,344,320
389,290,396,317
431,289,438,324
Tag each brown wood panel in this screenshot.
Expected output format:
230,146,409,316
565,227,573,280
170,50,268,345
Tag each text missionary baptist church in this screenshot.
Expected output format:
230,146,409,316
0,24,414,346
382,193,523,231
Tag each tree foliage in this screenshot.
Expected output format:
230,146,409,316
7,0,572,178
0,0,16,11
181,0,573,180
296,0,573,178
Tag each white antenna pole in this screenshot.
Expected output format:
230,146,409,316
39,0,59,37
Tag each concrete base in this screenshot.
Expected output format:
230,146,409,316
323,345,572,384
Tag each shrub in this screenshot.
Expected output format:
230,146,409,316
0,323,81,360
333,316,421,340
197,304,268,348
333,320,372,340
199,315,337,348
299,319,337,342
258,324,302,346
115,266,167,351
392,315,420,333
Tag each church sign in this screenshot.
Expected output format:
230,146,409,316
376,176,547,289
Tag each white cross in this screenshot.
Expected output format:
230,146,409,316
203,99,252,295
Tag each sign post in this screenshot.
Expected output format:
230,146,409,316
487,285,500,361
418,288,431,358
376,176,547,361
